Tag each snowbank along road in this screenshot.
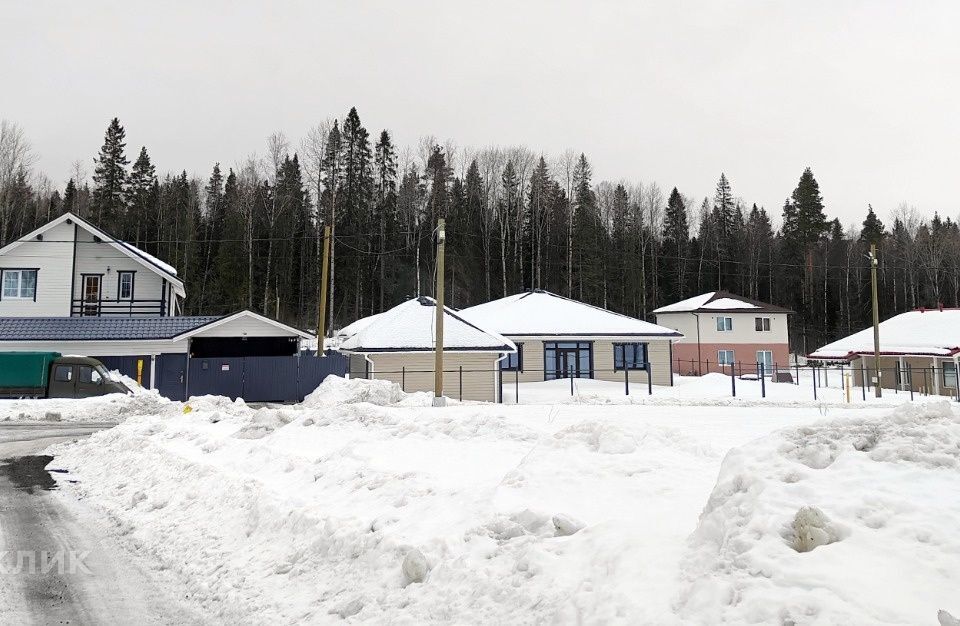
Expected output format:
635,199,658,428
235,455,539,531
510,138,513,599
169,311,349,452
0,421,202,625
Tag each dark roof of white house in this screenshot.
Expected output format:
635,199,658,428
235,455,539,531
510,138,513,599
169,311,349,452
0,316,222,341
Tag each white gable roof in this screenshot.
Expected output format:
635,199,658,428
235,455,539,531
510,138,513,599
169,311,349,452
653,291,791,314
809,309,960,360
339,297,515,353
0,212,185,297
458,290,682,338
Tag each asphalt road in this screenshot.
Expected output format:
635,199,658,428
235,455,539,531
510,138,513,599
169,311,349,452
0,422,202,625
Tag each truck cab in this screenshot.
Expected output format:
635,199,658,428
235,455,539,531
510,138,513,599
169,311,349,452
47,356,129,398
0,352,129,399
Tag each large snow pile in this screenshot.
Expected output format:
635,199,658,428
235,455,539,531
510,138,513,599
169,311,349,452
50,390,782,623
303,374,434,407
677,401,960,624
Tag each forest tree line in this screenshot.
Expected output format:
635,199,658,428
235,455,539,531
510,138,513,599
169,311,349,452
1,113,958,353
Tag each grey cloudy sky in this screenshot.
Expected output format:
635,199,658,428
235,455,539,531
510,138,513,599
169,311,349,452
3,0,958,225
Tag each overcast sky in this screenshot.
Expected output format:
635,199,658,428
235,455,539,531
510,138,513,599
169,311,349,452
3,0,958,226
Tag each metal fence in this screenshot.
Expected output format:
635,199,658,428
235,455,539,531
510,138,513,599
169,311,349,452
357,361,960,404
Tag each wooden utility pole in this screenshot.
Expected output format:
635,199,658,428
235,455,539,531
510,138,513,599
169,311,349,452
870,243,882,398
433,218,446,406
316,225,331,357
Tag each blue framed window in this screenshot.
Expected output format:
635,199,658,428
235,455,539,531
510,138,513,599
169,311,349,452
544,341,592,380
614,342,648,370
502,343,523,371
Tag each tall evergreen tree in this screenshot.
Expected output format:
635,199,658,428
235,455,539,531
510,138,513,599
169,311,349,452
662,187,689,301
91,117,129,226
860,204,886,245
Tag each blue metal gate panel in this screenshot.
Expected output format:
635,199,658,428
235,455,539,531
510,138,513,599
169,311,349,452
298,350,349,400
156,353,187,401
242,356,299,402
188,357,244,400
97,355,152,388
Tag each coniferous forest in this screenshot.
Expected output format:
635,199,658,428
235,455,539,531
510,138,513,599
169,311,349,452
1,112,957,353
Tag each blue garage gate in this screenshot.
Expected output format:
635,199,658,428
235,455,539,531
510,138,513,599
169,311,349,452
185,351,347,403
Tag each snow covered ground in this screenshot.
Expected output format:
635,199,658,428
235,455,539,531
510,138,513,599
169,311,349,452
17,376,955,624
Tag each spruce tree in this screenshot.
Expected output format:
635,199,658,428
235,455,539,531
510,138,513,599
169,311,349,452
91,117,129,226
126,146,157,244
663,187,689,300
860,204,885,245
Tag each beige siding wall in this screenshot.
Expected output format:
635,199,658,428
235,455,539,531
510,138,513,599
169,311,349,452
850,355,958,397
367,352,500,402
506,337,674,386
592,339,672,386
656,311,790,345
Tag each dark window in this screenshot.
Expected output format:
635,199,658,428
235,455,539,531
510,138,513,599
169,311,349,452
54,365,73,382
614,342,648,370
502,343,523,371
755,317,771,331
78,365,103,384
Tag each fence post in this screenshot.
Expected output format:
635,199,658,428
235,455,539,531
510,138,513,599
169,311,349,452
760,362,766,398
624,365,629,396
795,363,800,385
922,368,928,396
515,367,519,404
459,365,463,401
647,362,653,395
731,362,736,397
812,365,818,400
570,372,574,396
402,366,406,392
498,368,503,403
861,364,866,401
908,363,914,401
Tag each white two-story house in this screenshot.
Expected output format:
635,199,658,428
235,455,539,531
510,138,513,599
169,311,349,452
0,211,336,402
0,212,183,317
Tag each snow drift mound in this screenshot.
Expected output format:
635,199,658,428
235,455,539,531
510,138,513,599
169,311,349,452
303,375,433,407
677,401,960,625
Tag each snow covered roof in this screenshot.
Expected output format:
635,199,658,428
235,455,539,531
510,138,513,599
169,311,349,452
653,291,792,314
808,309,960,361
458,290,682,338
338,297,516,353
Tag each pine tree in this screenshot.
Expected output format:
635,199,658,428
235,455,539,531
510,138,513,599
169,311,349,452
374,130,398,310
91,117,129,226
791,167,827,246
711,173,735,288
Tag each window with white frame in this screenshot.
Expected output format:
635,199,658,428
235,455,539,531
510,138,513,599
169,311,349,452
118,271,134,299
716,316,733,331
756,350,773,370
1,269,37,300
755,317,771,331
943,362,957,389
718,349,735,365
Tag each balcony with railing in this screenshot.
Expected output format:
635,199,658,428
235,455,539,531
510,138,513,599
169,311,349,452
71,298,166,317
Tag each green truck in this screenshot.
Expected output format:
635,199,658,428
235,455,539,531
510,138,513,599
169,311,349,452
0,352,129,399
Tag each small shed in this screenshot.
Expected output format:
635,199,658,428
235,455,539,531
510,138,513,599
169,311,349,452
337,297,515,402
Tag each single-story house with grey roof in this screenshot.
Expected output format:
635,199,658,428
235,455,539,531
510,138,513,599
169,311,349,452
0,310,345,401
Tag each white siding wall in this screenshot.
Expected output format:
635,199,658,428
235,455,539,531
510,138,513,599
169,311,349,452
655,311,789,344
73,227,168,315
0,221,75,316
192,316,302,338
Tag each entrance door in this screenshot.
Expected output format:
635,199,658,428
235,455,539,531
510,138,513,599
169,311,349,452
544,342,592,380
757,350,773,373
82,275,101,316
